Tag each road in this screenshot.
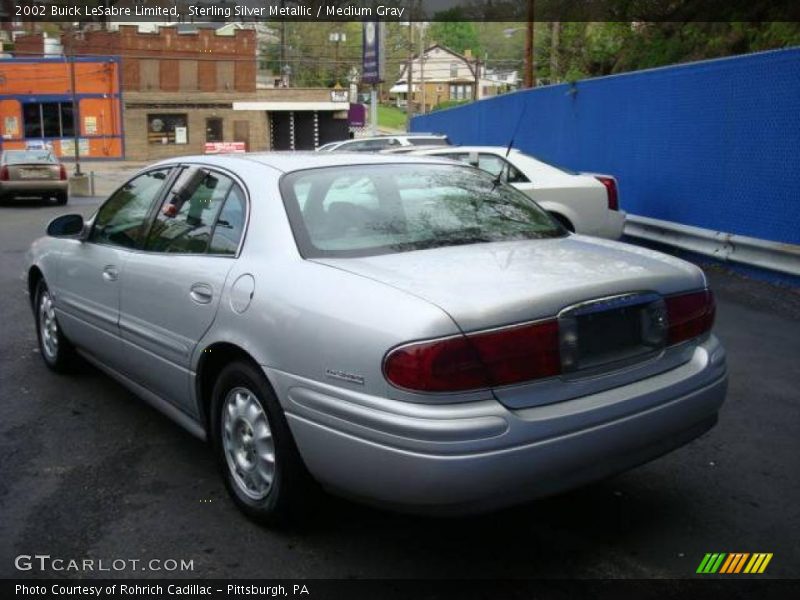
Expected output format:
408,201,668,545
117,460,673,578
1,196,798,580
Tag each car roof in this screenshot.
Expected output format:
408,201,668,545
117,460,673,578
412,145,520,154
151,151,458,174
341,133,446,141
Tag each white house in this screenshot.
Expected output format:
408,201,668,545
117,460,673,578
391,44,518,112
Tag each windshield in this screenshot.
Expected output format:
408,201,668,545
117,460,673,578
280,164,565,258
3,150,57,165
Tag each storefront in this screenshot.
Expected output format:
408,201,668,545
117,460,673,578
121,92,270,160
122,90,351,159
0,57,124,159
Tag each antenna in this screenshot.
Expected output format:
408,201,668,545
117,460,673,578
505,101,528,158
492,102,528,189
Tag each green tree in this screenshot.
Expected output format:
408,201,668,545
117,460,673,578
428,21,482,54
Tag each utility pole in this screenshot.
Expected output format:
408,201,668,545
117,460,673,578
67,28,81,176
524,0,535,88
406,22,414,127
279,1,286,86
473,55,480,101
550,22,560,82
329,31,346,86
419,24,426,114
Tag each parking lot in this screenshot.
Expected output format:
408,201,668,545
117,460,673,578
0,196,798,579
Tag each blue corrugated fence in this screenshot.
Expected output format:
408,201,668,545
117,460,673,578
411,48,800,246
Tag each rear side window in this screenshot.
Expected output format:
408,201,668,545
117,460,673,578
91,169,171,249
144,168,244,255
409,137,449,146
476,154,529,184
209,185,246,255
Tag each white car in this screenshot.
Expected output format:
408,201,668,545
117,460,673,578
410,146,626,240
316,134,450,153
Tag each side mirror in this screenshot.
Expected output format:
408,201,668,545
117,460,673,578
47,214,84,237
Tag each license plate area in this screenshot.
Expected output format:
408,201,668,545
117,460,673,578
19,168,49,179
559,292,667,376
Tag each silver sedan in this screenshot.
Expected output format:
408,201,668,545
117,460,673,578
26,153,727,524
1,149,69,205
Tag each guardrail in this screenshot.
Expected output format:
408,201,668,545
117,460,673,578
624,215,800,277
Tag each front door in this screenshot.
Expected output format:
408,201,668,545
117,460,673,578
55,168,173,372
206,118,223,143
118,166,247,415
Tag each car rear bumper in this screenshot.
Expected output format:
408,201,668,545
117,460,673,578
0,180,68,198
602,209,626,239
272,335,726,514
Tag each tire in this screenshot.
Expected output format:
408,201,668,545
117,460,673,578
55,192,68,206
35,280,78,373
549,212,575,232
211,360,315,526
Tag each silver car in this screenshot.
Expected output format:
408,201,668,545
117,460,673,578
26,153,727,524
1,149,69,205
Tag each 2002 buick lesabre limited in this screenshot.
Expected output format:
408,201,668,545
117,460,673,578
26,153,727,524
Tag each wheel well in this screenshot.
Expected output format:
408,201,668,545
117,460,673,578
196,342,261,432
548,211,575,232
27,266,44,310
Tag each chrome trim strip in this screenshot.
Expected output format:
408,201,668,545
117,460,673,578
557,291,661,318
288,386,508,443
118,318,191,358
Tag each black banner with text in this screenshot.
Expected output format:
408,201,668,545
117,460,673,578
3,0,799,23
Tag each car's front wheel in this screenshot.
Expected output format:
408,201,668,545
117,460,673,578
35,280,78,373
211,360,314,525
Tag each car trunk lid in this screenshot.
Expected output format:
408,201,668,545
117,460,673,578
6,163,60,180
315,236,704,331
316,236,707,407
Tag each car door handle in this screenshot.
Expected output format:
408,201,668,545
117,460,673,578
102,265,119,282
189,283,213,304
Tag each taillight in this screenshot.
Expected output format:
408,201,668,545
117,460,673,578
383,320,560,393
59,164,67,180
665,289,715,345
385,289,714,394
0,166,8,181
596,176,619,211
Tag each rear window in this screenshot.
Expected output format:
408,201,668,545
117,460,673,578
409,137,450,146
520,151,579,176
3,151,57,164
280,164,564,258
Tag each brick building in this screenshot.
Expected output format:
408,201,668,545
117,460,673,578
0,57,124,159
14,25,351,159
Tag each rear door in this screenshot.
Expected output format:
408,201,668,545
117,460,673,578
118,166,247,416
55,168,173,371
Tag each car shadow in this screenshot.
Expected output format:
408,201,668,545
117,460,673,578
0,197,62,208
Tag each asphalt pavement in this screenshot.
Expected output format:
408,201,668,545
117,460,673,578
1,196,798,579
